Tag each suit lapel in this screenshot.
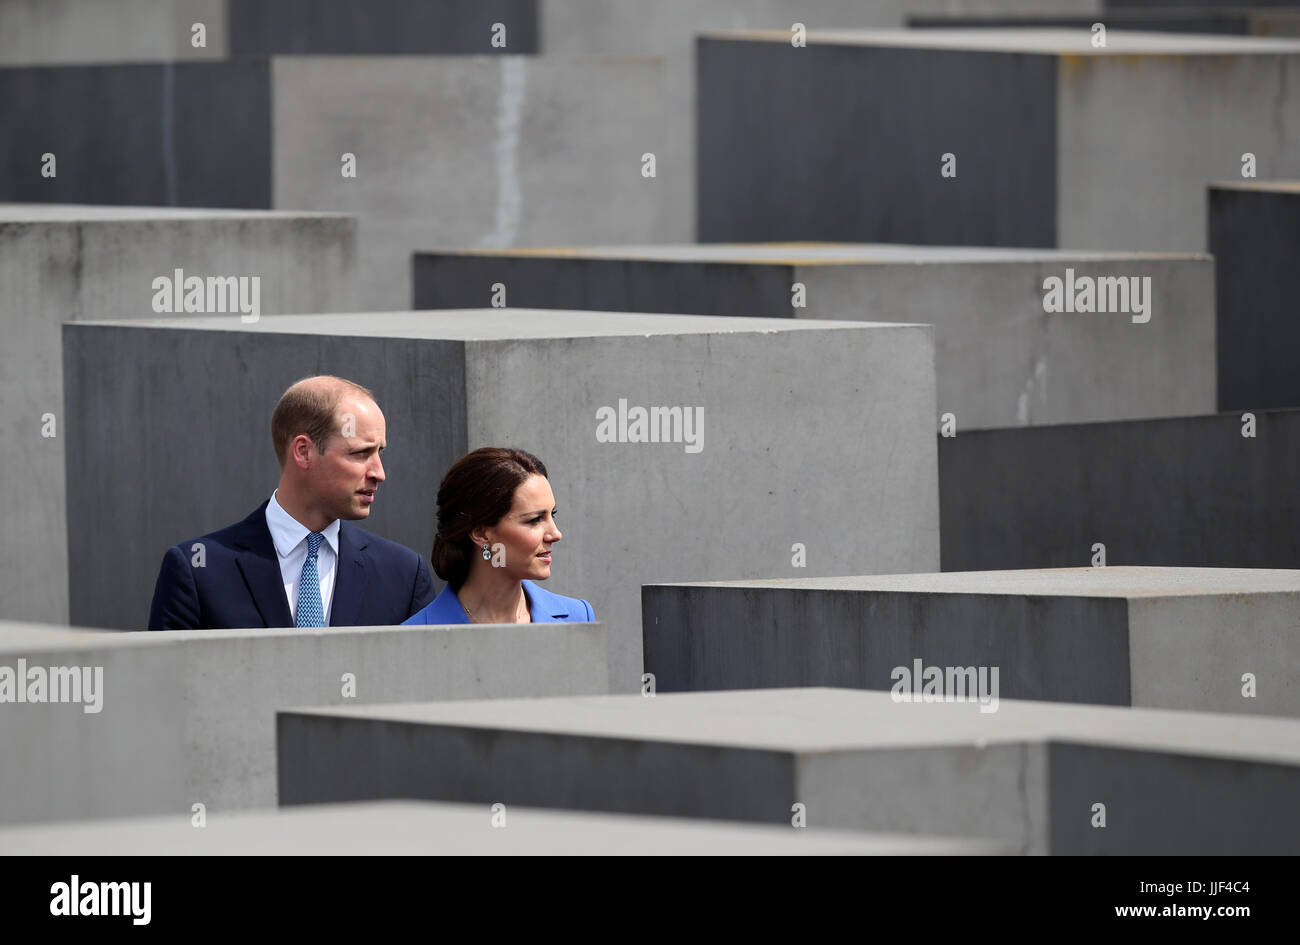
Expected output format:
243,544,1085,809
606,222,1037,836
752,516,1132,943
330,523,368,627
233,505,293,628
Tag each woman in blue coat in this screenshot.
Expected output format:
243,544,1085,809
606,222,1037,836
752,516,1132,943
404,447,594,625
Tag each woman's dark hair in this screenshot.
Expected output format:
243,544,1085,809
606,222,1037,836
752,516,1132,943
431,447,549,589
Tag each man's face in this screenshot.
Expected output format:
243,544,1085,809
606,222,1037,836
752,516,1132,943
309,396,386,522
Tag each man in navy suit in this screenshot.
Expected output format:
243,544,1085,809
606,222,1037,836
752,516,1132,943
148,376,435,630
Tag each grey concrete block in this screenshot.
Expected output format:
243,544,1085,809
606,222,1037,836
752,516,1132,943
537,1,905,248
909,11,1300,36
276,688,1300,854
642,566,1300,716
63,310,940,686
1209,182,1300,411
0,799,1008,854
0,0,536,63
228,0,538,54
415,244,1215,428
698,29,1300,251
536,1,1102,53
1107,0,1298,9
0,206,357,626
0,0,1102,68
0,56,673,308
0,0,225,64
273,55,672,308
939,408,1300,570
534,1,1098,247
0,619,608,824
0,60,273,207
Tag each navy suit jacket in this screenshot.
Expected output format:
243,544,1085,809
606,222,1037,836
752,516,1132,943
148,501,435,630
403,579,594,625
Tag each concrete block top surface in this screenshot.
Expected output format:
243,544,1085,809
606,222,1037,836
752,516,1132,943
703,27,1300,54
0,621,124,650
0,52,666,71
0,620,589,654
0,204,352,223
425,243,1208,264
282,688,1300,764
1209,180,1300,194
77,309,926,337
950,405,1300,434
0,801,1008,855
653,566,1300,598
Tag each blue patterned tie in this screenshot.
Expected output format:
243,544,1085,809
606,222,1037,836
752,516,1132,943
296,532,325,628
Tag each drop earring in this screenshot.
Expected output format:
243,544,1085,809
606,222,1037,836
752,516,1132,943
481,542,491,560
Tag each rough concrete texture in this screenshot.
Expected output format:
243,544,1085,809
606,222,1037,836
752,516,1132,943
539,1,904,250
228,0,538,54
1107,0,1299,8
0,0,537,62
698,29,1300,252
0,800,1010,855
642,566,1300,716
0,0,225,64
256,0,1101,260
910,11,1300,35
0,206,357,627
277,687,1300,854
0,56,673,308
0,619,608,825
63,310,939,687
0,0,1103,67
415,243,1214,428
273,55,673,308
0,60,273,207
939,408,1300,572
1055,32,1300,251
1209,182,1300,411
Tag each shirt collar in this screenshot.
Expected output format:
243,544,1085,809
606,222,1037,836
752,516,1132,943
266,491,341,560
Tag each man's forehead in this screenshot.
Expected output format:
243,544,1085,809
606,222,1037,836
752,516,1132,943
337,394,381,417
335,400,384,431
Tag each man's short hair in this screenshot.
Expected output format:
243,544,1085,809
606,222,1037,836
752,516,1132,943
270,377,376,467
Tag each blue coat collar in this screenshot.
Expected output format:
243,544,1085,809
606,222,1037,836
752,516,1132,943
419,579,574,624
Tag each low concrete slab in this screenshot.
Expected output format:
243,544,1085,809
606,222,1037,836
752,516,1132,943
938,408,1300,571
642,566,1300,716
909,10,1300,35
415,243,1214,428
0,619,607,825
0,800,1008,855
277,687,1300,854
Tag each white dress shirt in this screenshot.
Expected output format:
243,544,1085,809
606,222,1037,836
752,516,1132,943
265,491,340,626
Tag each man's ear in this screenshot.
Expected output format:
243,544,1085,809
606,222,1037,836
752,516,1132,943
291,434,316,469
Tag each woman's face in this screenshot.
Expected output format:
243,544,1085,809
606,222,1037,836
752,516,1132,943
478,474,562,582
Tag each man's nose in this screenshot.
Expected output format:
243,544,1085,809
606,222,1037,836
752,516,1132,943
369,454,385,482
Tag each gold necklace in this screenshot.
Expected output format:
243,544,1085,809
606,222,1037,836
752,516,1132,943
462,593,528,623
